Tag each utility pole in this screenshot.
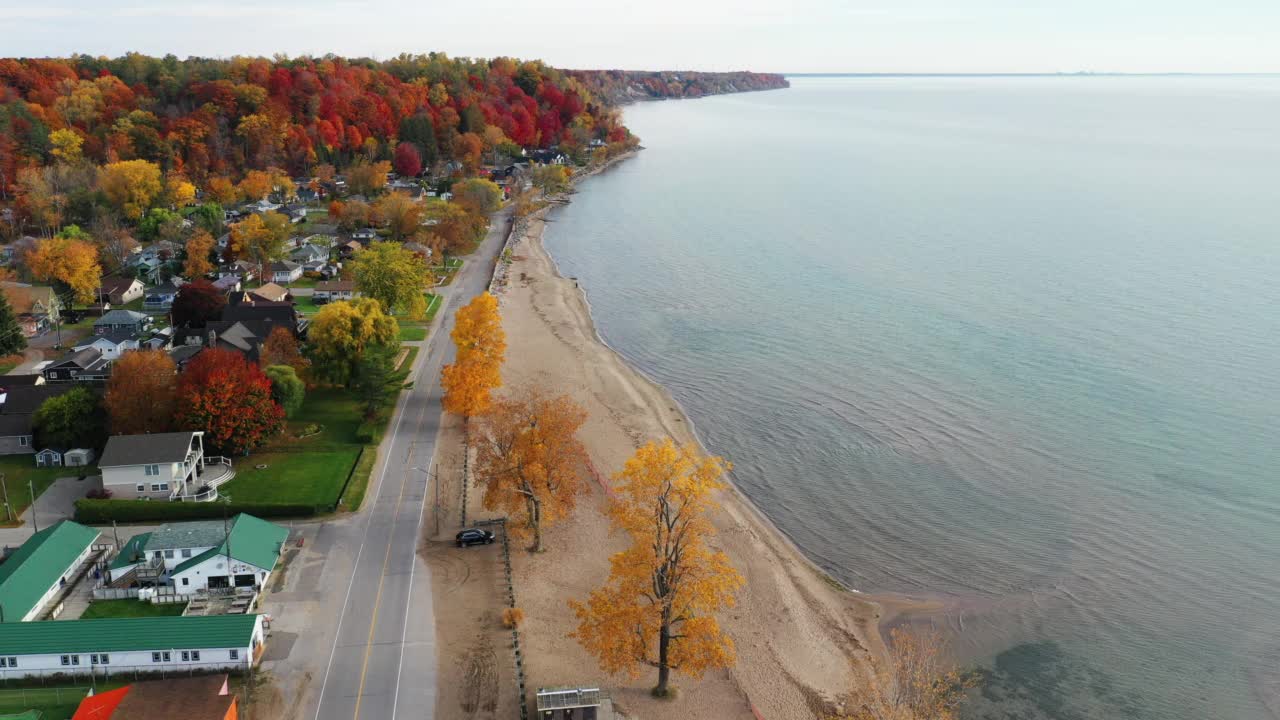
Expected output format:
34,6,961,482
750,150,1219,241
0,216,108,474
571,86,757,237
1,473,11,523
28,479,37,533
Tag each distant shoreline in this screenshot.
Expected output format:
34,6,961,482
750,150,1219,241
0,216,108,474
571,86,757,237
786,71,1280,77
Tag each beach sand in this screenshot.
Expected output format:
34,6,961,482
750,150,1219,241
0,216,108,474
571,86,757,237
427,155,933,719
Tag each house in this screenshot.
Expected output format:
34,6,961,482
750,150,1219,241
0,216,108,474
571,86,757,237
109,514,287,595
98,431,233,502
42,348,111,383
0,614,265,677
0,384,78,456
94,309,149,336
250,199,281,214
338,240,364,258
221,301,302,340
351,228,377,241
0,520,100,622
73,331,141,361
268,261,302,284
35,447,66,467
173,322,267,362
143,282,181,310
312,280,359,304
249,283,289,303
96,277,144,306
0,282,61,337
290,244,329,265
212,275,242,293
130,242,178,279
71,674,240,720
168,344,204,370
402,241,432,259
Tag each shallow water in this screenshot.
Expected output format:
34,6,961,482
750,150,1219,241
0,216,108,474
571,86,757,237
542,77,1280,719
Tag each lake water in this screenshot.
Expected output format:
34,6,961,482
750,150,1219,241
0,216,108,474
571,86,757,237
541,77,1280,720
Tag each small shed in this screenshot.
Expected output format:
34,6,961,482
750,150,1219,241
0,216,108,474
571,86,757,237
35,447,65,468
64,448,95,467
536,687,608,720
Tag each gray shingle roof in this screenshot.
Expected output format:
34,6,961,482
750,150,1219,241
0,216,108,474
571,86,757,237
98,431,198,468
95,309,148,326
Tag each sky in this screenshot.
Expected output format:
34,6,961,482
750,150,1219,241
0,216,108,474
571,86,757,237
1,0,1277,73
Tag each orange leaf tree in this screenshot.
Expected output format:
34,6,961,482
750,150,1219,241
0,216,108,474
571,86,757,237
570,439,743,696
104,349,177,435
175,348,285,455
474,388,588,551
441,291,505,418
183,229,216,279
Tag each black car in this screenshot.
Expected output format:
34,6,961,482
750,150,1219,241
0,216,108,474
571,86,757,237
455,528,495,547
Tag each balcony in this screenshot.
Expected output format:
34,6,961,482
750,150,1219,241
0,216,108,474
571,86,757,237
174,456,235,502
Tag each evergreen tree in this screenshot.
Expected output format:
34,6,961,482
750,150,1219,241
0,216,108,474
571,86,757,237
0,291,28,358
353,346,410,420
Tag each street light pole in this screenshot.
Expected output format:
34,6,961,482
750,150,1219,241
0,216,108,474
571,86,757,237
0,473,11,523
28,479,37,533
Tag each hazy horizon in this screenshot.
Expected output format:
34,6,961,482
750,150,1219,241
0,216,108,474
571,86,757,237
2,0,1277,74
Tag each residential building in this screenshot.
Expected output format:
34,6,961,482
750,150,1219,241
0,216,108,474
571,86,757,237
212,275,242,293
0,520,100,622
93,310,149,337
42,348,111,383
351,228,376,241
0,614,265,677
173,322,268,363
268,261,302,284
0,282,61,337
289,244,329,265
73,331,140,361
71,674,240,720
0,384,79,456
168,344,204,370
111,515,287,594
143,282,181,310
96,277,144,305
248,283,289,303
98,431,233,502
312,280,359,304
220,301,302,340
338,240,363,258
34,446,96,468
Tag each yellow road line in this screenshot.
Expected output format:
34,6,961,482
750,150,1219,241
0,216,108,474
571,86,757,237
352,468,411,719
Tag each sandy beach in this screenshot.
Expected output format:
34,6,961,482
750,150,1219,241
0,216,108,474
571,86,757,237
428,158,921,718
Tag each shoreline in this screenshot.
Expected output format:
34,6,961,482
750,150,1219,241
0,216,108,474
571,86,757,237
476,153,940,717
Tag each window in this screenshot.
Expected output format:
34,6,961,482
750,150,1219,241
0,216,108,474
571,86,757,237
90,654,97,664
152,652,162,663
153,551,163,560
162,651,171,662
159,483,169,491
229,649,239,661
71,655,79,665
182,577,190,586
93,653,109,665
144,464,160,476
18,436,28,447
4,657,15,668
136,483,146,492
164,550,175,559
191,650,200,661
181,548,192,558
61,655,70,666
181,651,190,662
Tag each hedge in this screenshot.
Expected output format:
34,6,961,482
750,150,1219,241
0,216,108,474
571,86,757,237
74,498,325,524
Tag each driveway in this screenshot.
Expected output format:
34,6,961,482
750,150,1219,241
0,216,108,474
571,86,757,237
22,475,100,528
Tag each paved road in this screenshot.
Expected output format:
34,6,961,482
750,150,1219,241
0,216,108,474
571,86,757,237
308,209,513,720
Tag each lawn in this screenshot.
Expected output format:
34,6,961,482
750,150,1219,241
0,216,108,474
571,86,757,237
292,295,320,316
398,325,426,342
0,456,76,526
431,258,463,286
0,356,21,374
79,599,187,619
0,687,88,720
397,346,419,371
220,448,360,505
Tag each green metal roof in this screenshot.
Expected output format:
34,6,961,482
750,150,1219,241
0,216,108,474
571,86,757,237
0,520,100,622
0,711,43,720
109,532,152,571
170,514,288,576
0,614,260,654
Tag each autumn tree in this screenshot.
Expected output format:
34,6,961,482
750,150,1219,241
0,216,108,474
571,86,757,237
99,159,163,220
329,199,372,232
259,325,308,374
175,348,285,455
474,388,588,551
104,349,176,435
207,176,241,205
238,170,273,202
183,230,216,279
350,241,431,319
26,235,102,304
137,208,183,243
347,160,391,196
89,215,139,275
171,279,225,327
828,627,975,720
421,199,487,257
532,165,571,195
166,175,197,207
229,211,290,278
49,129,83,164
452,178,503,215
441,292,505,417
393,142,422,178
307,298,398,385
0,291,27,357
570,439,743,697
264,365,306,417
373,191,422,240
33,386,105,450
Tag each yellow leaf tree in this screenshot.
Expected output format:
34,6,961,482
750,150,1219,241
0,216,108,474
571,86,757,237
166,176,197,207
570,439,743,697
49,129,83,164
441,291,505,418
229,211,290,280
183,230,216,279
474,388,589,551
350,241,431,319
372,191,422,240
828,627,975,720
99,159,163,220
27,236,102,304
308,298,399,385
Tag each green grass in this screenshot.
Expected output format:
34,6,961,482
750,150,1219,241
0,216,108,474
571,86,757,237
281,387,365,445
398,325,426,342
397,346,419,371
220,449,361,505
80,599,187,619
0,682,130,720
423,292,442,321
292,295,321,316
338,447,377,512
0,457,74,526
430,257,463,286
0,359,20,375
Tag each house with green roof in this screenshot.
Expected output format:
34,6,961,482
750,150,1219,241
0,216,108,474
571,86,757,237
0,614,264,678
0,520,100,623
108,515,288,594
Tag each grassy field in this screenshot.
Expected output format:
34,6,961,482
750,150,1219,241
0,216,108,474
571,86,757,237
0,687,88,720
292,295,320,316
0,457,76,526
80,599,187,619
398,325,427,341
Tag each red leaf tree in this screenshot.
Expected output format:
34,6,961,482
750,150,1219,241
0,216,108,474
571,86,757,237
175,348,285,455
393,141,422,177
171,278,226,328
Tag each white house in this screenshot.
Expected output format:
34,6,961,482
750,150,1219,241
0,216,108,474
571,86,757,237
269,261,303,284
98,431,234,502
0,614,265,678
143,282,181,310
73,332,140,361
0,520,100,622
109,515,287,594
312,280,359,304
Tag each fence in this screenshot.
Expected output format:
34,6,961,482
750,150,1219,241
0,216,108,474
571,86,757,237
0,664,251,687
490,518,530,720
0,685,88,713
91,586,182,602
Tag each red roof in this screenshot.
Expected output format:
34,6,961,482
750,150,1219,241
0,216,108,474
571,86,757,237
71,686,131,720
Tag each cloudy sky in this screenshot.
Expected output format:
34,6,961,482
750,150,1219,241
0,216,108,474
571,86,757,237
1,0,1276,73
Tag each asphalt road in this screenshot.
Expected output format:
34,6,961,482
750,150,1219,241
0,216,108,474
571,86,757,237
309,209,513,720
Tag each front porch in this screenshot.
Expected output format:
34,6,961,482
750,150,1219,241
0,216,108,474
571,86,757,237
172,456,236,502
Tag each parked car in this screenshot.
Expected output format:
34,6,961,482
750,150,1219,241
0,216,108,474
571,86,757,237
455,528,495,547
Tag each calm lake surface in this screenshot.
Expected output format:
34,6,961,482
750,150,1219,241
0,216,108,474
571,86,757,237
541,77,1280,720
